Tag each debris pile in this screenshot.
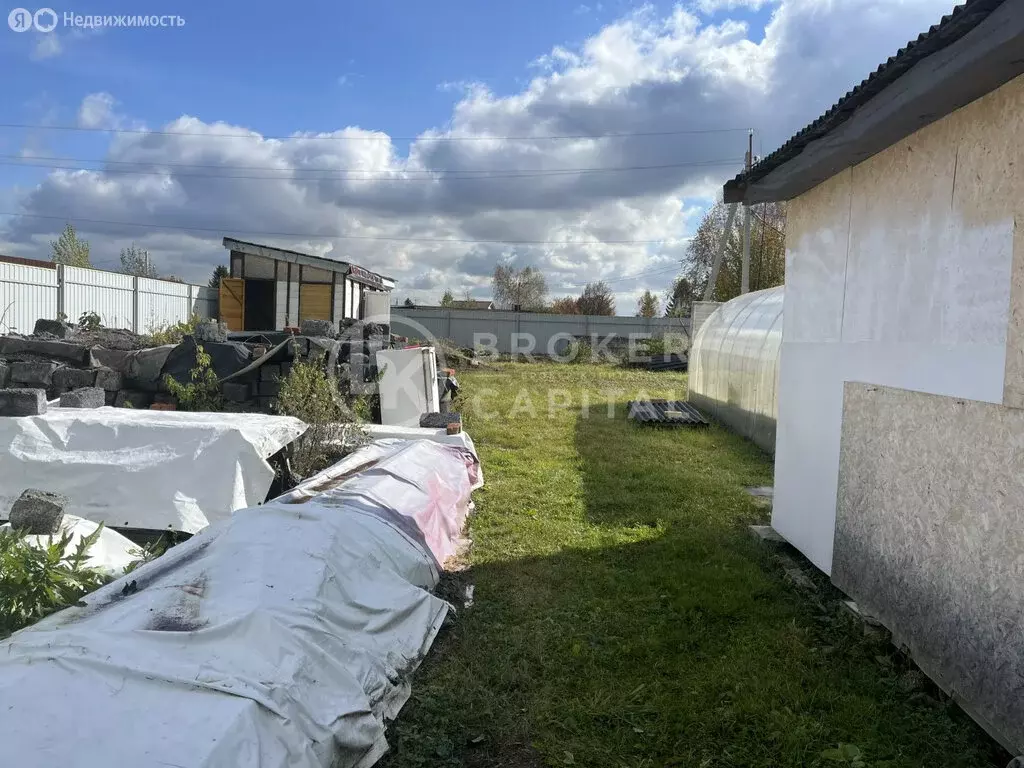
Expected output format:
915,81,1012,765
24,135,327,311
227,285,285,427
0,317,392,416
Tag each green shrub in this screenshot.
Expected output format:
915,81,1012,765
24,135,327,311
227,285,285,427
276,359,365,478
0,525,108,638
165,344,223,412
77,310,101,331
144,313,203,347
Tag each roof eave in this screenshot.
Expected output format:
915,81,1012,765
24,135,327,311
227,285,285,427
725,0,1023,205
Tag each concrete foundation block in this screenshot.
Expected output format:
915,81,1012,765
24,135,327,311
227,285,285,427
748,524,787,544
53,366,98,392
0,337,92,365
259,364,282,381
257,380,281,397
10,360,59,387
193,321,229,343
300,319,336,338
221,382,251,403
33,319,74,338
93,367,123,391
0,388,47,416
59,387,105,409
114,390,153,409
0,362,8,388
9,489,68,535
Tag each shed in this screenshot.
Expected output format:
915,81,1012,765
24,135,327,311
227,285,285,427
724,0,1024,753
220,238,395,331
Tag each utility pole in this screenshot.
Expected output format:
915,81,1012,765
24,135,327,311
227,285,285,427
741,129,753,294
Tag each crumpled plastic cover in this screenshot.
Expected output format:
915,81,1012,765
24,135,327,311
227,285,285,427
0,407,307,533
0,439,480,768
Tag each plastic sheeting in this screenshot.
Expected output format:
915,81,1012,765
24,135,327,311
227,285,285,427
0,439,480,768
687,286,783,454
0,408,306,533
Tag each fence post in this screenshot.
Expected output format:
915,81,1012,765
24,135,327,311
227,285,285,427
56,264,65,321
187,284,195,319
132,277,139,333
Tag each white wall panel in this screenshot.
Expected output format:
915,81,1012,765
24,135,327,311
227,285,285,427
0,262,58,334
772,96,1017,573
137,277,191,332
64,266,134,330
276,280,288,328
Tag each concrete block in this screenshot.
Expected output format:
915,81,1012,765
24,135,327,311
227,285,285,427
91,348,131,373
259,363,282,381
53,366,97,392
0,362,8,388
114,390,153,409
748,524,786,544
9,489,67,535
0,336,92,365
59,387,105,409
93,367,123,392
126,345,175,384
257,380,281,398
420,412,461,429
105,390,117,407
300,319,336,338
10,360,59,387
0,388,47,416
193,320,229,343
255,396,276,411
289,337,310,356
33,319,74,338
222,382,251,403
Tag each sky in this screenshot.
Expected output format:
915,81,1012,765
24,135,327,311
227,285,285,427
0,0,959,312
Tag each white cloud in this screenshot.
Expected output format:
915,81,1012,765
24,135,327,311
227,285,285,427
30,34,62,60
77,92,120,129
4,0,956,306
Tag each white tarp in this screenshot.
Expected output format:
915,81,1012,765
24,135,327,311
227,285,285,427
0,408,306,533
0,439,480,768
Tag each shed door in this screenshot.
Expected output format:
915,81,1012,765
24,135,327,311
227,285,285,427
299,283,332,323
219,278,245,331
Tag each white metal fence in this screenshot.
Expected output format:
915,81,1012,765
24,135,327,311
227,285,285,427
391,306,692,354
0,261,215,335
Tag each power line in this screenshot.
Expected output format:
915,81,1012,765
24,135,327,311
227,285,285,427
561,264,681,288
0,152,742,176
0,157,745,181
0,123,754,141
0,210,686,245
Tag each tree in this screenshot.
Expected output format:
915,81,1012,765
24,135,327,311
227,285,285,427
208,265,229,290
492,263,548,310
550,296,580,315
119,243,158,277
636,290,659,318
682,201,787,302
440,289,455,307
664,277,694,317
576,281,616,316
50,223,90,267
403,297,416,308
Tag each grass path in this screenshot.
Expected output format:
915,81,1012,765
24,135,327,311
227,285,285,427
382,364,1004,768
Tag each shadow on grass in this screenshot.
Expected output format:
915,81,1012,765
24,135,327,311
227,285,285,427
382,404,1007,768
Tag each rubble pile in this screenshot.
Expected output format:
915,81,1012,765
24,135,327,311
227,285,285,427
0,317,391,416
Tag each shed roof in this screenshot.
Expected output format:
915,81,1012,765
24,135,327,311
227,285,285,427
723,0,1022,204
222,237,395,289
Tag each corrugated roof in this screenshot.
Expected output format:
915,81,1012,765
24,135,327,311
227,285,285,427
723,0,1008,203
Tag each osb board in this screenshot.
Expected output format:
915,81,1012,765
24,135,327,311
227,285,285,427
833,381,1024,754
219,278,244,332
299,283,332,323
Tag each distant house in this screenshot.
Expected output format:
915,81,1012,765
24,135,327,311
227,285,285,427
221,238,394,331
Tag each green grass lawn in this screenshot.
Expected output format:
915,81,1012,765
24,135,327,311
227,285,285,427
382,363,1005,768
